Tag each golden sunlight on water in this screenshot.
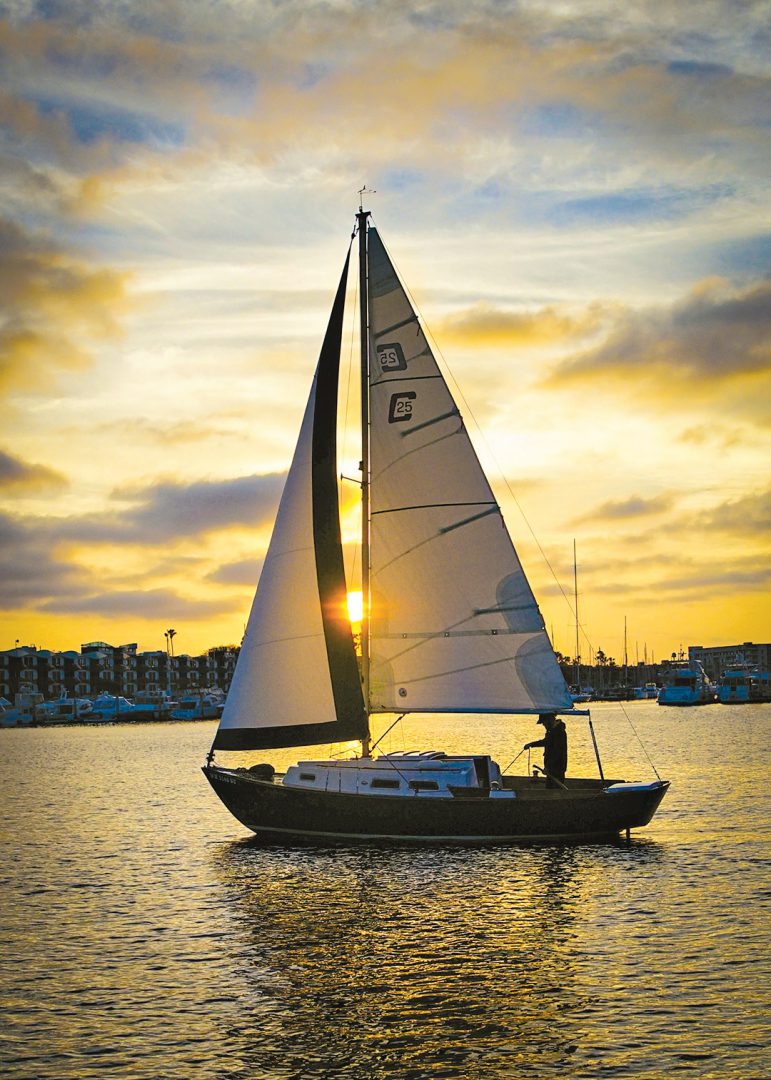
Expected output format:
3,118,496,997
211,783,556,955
0,703,769,1078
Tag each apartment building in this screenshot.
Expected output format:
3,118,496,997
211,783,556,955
688,642,770,681
0,642,239,703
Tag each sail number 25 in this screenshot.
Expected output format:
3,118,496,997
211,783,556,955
388,392,417,423
377,342,407,371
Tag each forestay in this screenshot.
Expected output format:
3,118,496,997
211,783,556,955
366,228,572,715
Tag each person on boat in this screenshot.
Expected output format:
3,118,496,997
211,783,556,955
524,713,567,787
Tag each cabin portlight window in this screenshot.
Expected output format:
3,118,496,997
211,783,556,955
371,778,401,790
299,772,316,781
409,780,439,791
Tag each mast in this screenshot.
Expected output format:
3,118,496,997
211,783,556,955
357,201,371,756
573,538,580,691
624,615,628,686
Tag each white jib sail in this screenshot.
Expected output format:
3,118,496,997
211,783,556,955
217,374,338,738
367,228,572,714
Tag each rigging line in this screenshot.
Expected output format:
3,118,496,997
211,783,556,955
371,500,495,516
369,713,407,755
617,701,662,782
376,227,587,640
265,542,313,560
370,372,439,388
381,756,412,786
245,630,324,648
501,746,527,773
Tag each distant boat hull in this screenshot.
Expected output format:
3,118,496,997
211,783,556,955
633,684,658,700
657,689,714,706
716,669,771,704
204,766,668,843
717,687,771,704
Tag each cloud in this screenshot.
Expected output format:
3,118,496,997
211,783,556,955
587,565,771,599
546,185,735,227
694,485,771,537
0,448,68,494
574,493,675,524
547,277,771,412
0,470,285,614
573,550,771,598
0,152,68,214
81,416,251,449
0,217,130,401
0,505,251,618
0,24,197,168
0,85,86,170
437,301,612,348
2,1,768,202
60,472,286,546
38,588,238,619
659,563,771,593
0,511,86,606
206,557,264,586
677,423,747,449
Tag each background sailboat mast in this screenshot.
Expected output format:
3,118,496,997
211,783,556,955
357,204,372,753
573,538,580,690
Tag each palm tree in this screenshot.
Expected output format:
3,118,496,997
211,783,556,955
164,629,177,694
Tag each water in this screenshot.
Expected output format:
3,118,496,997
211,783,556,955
1,704,769,1078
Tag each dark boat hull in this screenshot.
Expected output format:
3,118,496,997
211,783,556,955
203,766,669,843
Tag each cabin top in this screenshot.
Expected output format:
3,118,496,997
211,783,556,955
282,753,512,797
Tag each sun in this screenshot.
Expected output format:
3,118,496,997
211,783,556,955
347,590,363,624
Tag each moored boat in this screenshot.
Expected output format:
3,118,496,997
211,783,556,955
657,660,715,706
570,685,595,704
0,699,33,727
634,682,659,700
90,693,137,719
171,691,224,720
129,689,177,719
716,665,771,704
36,693,95,723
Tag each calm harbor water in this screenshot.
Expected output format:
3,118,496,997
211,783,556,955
1,703,769,1078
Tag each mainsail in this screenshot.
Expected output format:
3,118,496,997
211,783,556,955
366,228,572,714
213,253,367,750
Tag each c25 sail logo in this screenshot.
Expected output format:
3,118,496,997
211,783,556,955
377,342,407,371
388,391,417,423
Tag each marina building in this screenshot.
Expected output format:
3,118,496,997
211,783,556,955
0,642,239,704
688,642,770,681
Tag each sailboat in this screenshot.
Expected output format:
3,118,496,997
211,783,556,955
203,207,669,842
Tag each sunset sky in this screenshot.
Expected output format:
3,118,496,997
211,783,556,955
1,0,769,666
